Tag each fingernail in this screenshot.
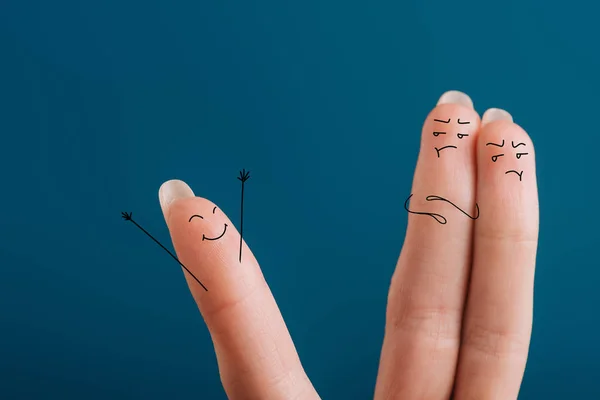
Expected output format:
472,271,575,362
437,90,474,109
482,108,513,125
159,179,195,218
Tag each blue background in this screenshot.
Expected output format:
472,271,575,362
0,0,598,399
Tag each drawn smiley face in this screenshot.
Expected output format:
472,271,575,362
188,206,228,241
432,117,473,158
486,139,529,181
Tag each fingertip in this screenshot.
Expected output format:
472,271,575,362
437,90,474,109
159,179,195,220
482,108,513,125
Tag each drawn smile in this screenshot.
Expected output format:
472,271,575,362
505,170,523,181
435,145,458,158
202,223,228,241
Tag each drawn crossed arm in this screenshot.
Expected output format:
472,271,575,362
403,193,480,224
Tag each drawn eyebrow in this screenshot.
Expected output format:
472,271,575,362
486,140,505,147
188,214,204,222
512,141,526,148
212,206,217,214
434,118,451,123
457,119,470,124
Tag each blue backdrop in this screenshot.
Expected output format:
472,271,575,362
1,1,598,399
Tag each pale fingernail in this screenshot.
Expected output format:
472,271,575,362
437,90,474,109
482,108,513,125
158,179,195,218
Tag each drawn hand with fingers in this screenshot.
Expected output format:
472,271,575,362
119,91,538,400
237,168,250,262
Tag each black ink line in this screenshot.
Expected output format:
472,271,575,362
188,214,203,222
425,195,480,220
516,152,529,159
434,118,451,123
202,224,228,241
491,154,504,162
505,170,523,181
457,119,470,124
212,206,217,214
457,133,469,139
237,169,251,263
435,145,458,158
512,141,526,148
433,131,447,137
486,140,505,147
404,194,447,224
121,212,208,292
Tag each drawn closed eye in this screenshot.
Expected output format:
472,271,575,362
457,133,469,139
491,154,504,162
189,214,204,222
433,131,447,137
516,152,529,159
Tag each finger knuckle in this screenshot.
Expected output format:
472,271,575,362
203,282,263,321
388,292,462,344
462,320,530,360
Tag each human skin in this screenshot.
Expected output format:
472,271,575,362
158,91,539,400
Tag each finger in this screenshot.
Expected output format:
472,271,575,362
375,91,480,399
453,109,539,399
159,180,319,400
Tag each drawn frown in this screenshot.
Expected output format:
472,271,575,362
486,140,529,181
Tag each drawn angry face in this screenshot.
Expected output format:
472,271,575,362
485,139,529,181
430,117,475,158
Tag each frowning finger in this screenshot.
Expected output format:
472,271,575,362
453,109,539,400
